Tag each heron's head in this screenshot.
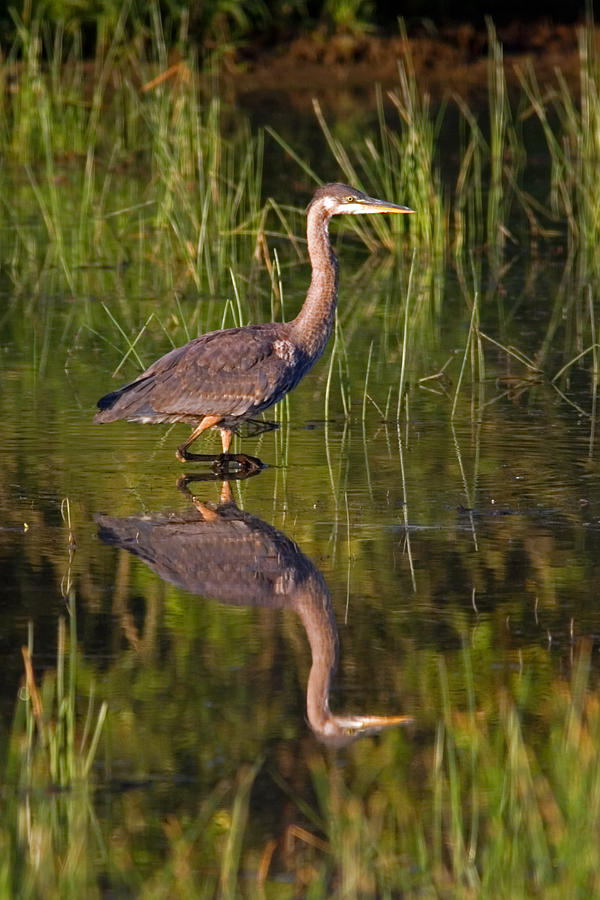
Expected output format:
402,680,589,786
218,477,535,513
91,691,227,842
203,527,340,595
308,182,413,217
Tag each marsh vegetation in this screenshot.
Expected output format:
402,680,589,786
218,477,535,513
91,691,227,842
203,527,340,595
1,8,600,897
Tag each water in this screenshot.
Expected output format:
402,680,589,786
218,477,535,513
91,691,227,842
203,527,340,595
2,173,600,891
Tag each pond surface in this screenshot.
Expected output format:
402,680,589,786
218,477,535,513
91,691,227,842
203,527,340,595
1,121,600,893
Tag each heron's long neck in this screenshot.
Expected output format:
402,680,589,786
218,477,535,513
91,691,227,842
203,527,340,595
291,206,338,361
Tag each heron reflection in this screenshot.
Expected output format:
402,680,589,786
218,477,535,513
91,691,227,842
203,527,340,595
96,477,411,745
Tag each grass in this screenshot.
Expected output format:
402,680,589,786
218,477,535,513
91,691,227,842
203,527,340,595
6,500,107,792
2,14,600,892
2,9,600,421
269,16,599,273
0,3,265,306
518,23,600,265
0,8,598,498
14,616,107,786
262,20,600,427
2,13,600,269
1,607,266,897
0,0,388,54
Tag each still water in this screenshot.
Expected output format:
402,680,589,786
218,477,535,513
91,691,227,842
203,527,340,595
2,186,600,890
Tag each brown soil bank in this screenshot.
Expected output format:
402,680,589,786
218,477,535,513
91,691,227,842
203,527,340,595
226,21,594,107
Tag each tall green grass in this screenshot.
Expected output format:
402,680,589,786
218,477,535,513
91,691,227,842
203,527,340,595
2,9,600,432
518,23,600,265
270,18,599,273
0,4,264,304
4,12,600,279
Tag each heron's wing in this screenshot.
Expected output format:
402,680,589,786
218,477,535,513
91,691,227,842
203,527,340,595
138,325,297,418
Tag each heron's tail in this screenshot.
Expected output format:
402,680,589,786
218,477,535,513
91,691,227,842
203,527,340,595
94,376,153,422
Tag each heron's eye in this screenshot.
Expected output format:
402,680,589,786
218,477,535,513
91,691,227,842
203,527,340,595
346,195,357,203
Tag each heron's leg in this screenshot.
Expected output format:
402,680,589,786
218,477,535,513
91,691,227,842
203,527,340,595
219,429,232,453
215,429,266,477
176,415,222,461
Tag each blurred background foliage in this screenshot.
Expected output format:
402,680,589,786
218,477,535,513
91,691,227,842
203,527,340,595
0,0,589,56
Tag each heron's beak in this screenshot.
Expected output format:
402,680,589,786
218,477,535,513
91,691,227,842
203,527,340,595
363,196,414,214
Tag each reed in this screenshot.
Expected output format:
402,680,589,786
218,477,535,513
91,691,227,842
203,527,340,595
518,21,600,264
484,19,525,267
0,4,264,312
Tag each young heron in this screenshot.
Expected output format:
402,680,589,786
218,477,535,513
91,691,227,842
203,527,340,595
95,183,413,459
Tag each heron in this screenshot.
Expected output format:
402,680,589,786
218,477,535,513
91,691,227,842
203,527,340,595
95,183,413,460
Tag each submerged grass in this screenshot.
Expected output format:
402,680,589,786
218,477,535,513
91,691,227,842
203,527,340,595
12,616,107,785
7,500,107,792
